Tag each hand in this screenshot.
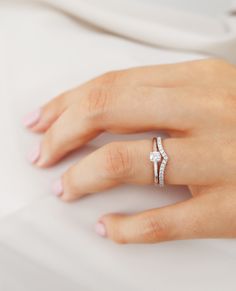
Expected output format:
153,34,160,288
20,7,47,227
24,59,236,244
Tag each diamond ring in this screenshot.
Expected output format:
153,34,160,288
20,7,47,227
150,137,169,187
150,137,161,185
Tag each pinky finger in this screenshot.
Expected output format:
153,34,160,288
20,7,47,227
96,191,236,244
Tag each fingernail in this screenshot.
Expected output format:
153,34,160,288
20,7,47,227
23,108,41,128
52,179,63,197
95,221,107,237
28,143,41,164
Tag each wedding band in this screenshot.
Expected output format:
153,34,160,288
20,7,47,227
157,137,169,187
150,137,169,187
150,137,161,185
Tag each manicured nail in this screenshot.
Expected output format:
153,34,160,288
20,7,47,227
95,222,107,237
28,143,41,164
52,179,63,197
23,108,41,128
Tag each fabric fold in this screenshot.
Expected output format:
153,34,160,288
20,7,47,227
32,0,236,62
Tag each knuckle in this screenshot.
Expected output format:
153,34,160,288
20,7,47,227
63,168,78,198
110,225,127,244
83,86,112,125
87,87,110,114
140,214,169,242
102,142,133,180
103,214,128,244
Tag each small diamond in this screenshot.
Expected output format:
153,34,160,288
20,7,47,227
150,151,161,162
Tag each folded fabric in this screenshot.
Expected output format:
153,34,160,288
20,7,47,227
231,1,236,11
31,0,236,62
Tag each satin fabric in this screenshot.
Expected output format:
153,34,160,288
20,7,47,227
31,0,236,62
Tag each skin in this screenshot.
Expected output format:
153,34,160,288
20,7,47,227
24,58,236,244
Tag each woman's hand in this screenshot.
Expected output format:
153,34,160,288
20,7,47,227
24,58,236,244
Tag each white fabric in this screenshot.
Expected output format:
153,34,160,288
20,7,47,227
231,1,236,12
148,0,232,15
0,1,236,291
30,0,236,62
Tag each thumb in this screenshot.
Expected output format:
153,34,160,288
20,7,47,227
95,194,223,244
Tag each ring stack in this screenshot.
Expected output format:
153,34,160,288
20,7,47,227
150,137,169,187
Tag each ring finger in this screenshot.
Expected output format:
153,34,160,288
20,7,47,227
54,138,220,201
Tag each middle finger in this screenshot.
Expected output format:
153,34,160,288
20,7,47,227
34,86,204,167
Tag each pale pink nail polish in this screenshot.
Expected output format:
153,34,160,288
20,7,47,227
95,222,107,237
23,108,41,128
28,143,41,164
52,179,63,197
